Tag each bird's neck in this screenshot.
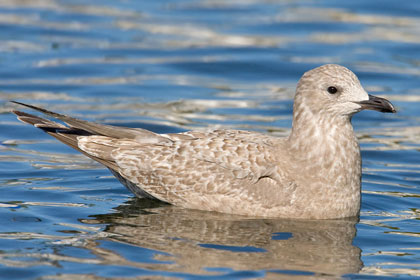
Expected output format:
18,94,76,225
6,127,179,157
288,110,357,160
285,111,362,218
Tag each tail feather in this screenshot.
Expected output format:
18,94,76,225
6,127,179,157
13,109,66,128
11,107,118,170
11,101,160,200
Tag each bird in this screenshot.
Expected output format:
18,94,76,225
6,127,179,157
11,64,396,219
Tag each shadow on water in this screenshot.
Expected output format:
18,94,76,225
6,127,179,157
79,197,362,278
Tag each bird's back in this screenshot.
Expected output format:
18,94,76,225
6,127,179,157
78,129,295,216
13,103,298,216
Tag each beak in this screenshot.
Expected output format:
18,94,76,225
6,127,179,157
357,94,396,113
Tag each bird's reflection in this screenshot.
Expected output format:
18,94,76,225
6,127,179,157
81,198,362,277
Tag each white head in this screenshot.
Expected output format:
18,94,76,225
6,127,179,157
293,64,395,120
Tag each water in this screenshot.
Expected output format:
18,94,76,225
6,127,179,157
0,0,419,279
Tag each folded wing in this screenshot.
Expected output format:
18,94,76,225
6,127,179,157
12,102,293,211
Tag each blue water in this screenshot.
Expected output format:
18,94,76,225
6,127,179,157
0,0,419,279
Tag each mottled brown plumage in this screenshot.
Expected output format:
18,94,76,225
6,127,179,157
11,64,396,219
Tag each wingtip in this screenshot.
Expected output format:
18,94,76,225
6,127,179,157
9,100,63,120
10,100,40,110
10,100,26,107
10,101,37,114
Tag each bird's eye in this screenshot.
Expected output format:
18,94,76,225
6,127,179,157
327,86,338,94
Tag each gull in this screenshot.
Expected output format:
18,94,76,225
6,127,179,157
11,64,396,219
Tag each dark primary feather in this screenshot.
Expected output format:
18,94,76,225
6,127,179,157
11,101,167,141
11,101,167,200
12,104,118,170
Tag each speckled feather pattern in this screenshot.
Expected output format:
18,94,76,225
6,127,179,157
12,64,395,219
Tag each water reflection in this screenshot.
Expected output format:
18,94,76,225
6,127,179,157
81,198,362,277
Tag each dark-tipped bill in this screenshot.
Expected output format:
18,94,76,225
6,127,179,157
357,94,396,113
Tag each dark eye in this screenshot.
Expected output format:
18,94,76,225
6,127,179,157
327,86,338,94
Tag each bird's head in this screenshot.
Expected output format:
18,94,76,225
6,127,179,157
294,64,396,120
